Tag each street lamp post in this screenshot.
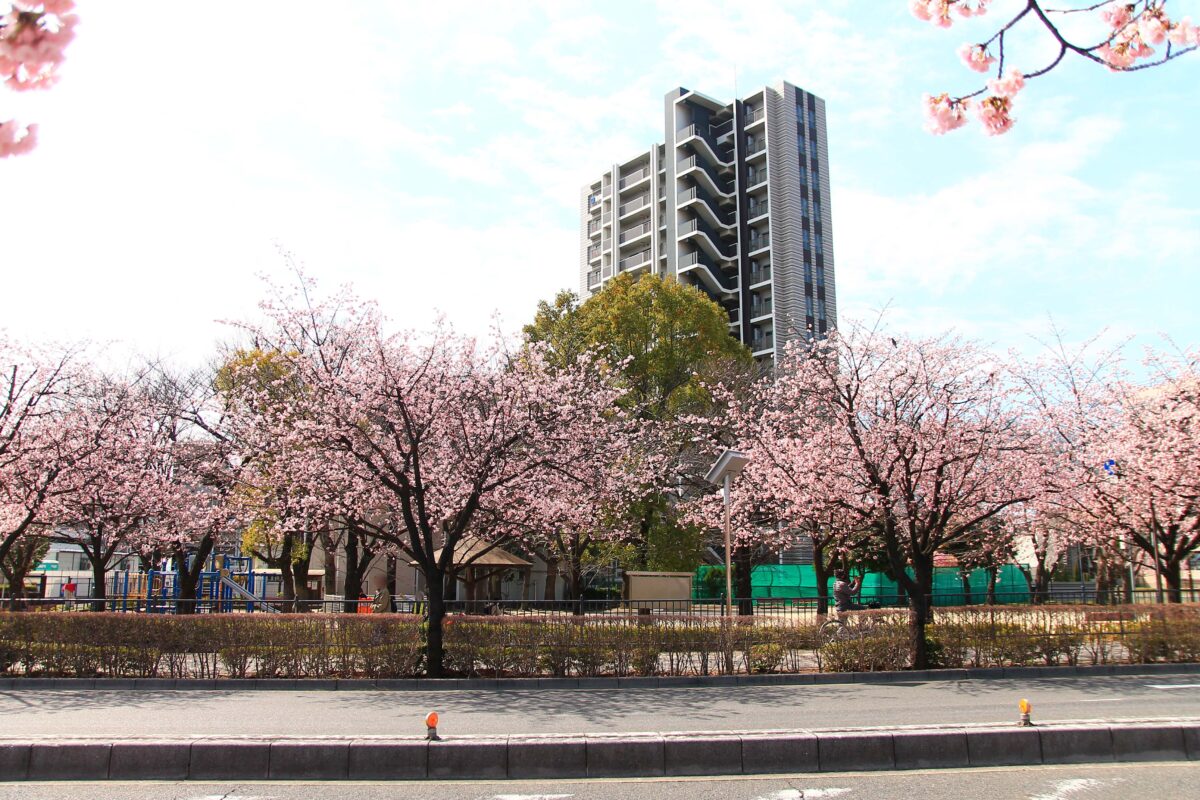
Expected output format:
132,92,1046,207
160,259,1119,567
705,449,750,618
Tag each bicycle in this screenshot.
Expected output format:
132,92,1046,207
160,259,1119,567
818,610,881,644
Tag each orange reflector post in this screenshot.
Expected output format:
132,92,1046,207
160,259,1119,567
425,711,439,728
1018,698,1033,727
1019,699,1030,715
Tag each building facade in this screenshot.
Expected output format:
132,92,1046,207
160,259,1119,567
579,81,836,361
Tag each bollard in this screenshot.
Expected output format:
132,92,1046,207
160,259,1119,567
1018,698,1033,727
425,711,441,741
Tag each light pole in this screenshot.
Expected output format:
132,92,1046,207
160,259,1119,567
705,449,750,617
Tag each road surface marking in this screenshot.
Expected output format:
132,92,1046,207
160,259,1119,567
1078,698,1123,702
488,795,574,800
752,790,852,799
1028,778,1102,800
1146,683,1200,689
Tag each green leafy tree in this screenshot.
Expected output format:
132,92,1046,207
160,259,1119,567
525,275,754,576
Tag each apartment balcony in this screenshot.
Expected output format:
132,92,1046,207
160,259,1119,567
746,167,768,190
748,266,772,287
712,118,734,137
745,137,767,160
678,155,734,197
587,269,602,289
677,123,733,166
728,307,740,327
751,331,774,355
619,219,654,245
747,233,770,255
587,218,602,237
744,106,765,127
587,244,601,262
746,200,769,221
679,250,738,296
618,193,651,219
619,249,652,272
618,165,652,191
749,298,773,321
679,217,737,260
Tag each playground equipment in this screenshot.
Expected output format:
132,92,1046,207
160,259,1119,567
108,553,279,613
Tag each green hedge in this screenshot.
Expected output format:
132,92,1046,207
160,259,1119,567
2,605,1198,679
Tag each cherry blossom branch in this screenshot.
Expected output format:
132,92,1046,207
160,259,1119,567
914,1,1199,135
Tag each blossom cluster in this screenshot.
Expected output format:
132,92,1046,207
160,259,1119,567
911,0,991,28
1098,3,1200,69
0,1,76,157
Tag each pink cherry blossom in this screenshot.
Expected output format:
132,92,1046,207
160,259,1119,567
1138,9,1169,45
957,42,995,73
1101,4,1134,30
0,119,35,156
976,95,1014,135
986,67,1025,98
1168,17,1199,47
923,93,971,135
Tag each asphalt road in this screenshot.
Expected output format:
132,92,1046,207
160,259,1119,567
0,763,1196,800
2,675,1199,737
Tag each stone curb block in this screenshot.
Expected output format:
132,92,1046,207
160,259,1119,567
188,740,271,780
663,734,742,776
586,734,664,777
507,735,587,778
1110,725,1187,761
892,729,969,770
1182,723,1200,760
740,732,818,774
347,739,427,780
0,741,32,781
109,741,190,780
965,727,1042,766
817,731,895,772
1039,725,1114,764
427,738,508,780
27,741,111,781
269,740,349,780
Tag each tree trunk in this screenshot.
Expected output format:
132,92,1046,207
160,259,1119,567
908,555,934,670
986,566,998,606
343,527,364,613
425,571,447,678
322,528,339,598
569,563,584,616
960,570,973,606
279,533,296,611
175,535,214,615
90,558,108,612
543,558,558,602
735,548,754,616
1163,558,1183,604
813,542,830,617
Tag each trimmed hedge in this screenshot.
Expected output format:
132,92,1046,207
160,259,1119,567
1,604,1198,679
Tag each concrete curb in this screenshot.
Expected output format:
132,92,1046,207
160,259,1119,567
2,662,1197,692
0,721,1196,781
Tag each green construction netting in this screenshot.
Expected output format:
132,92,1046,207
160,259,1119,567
693,563,1030,605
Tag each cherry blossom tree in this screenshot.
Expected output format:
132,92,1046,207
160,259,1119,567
236,282,629,675
45,373,175,609
735,325,1048,667
914,1,1198,135
0,1,76,157
0,334,84,577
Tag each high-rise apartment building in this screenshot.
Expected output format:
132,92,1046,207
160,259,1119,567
579,81,836,360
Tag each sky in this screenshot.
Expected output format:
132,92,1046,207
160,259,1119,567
2,0,1197,368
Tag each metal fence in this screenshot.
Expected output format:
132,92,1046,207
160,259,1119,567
4,588,1198,617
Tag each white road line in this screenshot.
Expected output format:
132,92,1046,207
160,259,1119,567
1078,698,1123,702
1146,683,1200,689
1028,778,1102,800
752,790,852,800
488,795,574,800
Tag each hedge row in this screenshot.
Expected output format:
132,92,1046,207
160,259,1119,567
1,605,1198,679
